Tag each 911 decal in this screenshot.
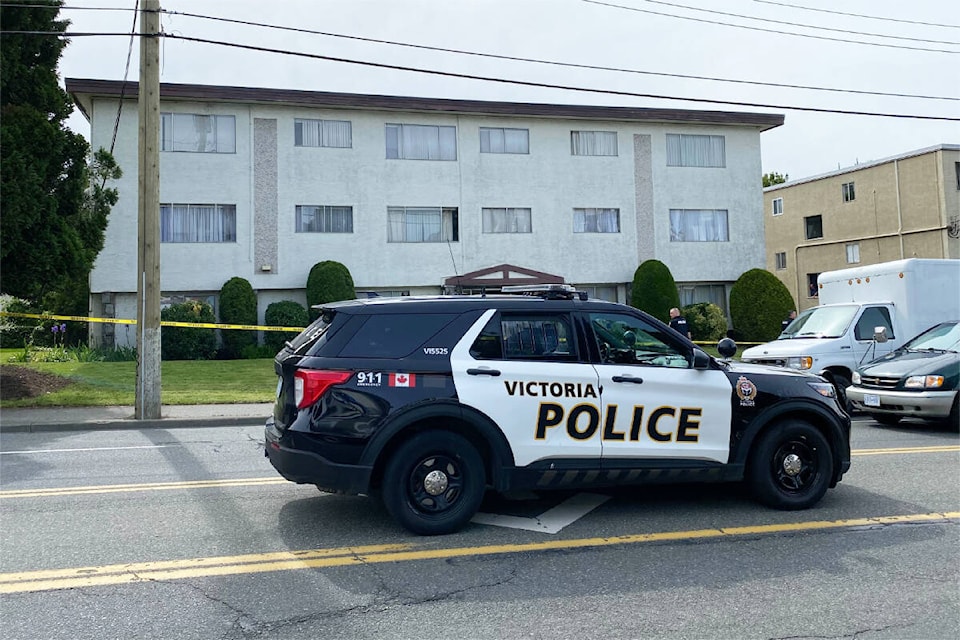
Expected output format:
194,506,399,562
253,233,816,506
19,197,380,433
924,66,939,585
356,372,383,387
535,402,701,443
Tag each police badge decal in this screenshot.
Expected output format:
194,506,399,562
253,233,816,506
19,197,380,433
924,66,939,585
736,376,757,407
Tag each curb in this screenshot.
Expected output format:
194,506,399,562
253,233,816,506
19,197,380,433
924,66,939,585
0,415,268,434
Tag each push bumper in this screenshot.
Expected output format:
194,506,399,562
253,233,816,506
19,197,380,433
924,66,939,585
264,420,372,495
846,386,957,419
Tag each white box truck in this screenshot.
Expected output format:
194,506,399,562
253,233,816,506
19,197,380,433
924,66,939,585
740,259,960,404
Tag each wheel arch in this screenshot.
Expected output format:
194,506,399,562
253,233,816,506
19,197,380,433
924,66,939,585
733,401,850,485
360,400,516,493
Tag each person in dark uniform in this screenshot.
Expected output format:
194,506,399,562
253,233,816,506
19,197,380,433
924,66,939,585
781,309,797,332
668,307,691,339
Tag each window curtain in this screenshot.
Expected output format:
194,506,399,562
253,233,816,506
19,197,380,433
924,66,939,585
669,209,729,241
666,134,724,167
480,128,529,154
571,131,617,156
482,208,532,233
388,124,456,160
296,206,353,233
388,207,456,242
161,114,235,153
161,204,236,242
574,208,620,233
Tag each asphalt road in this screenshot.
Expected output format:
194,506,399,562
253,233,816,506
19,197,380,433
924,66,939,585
1,418,957,640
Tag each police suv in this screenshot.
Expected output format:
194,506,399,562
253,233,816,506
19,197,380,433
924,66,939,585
265,286,851,535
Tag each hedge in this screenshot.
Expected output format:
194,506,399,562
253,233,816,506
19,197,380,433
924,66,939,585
161,300,217,360
218,277,258,359
729,269,796,342
306,261,355,318
264,300,309,354
630,259,680,324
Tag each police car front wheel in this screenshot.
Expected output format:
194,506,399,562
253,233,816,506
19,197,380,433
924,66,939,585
382,431,486,535
747,420,833,510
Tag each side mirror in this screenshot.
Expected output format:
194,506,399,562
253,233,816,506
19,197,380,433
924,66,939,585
873,326,888,343
717,337,737,359
692,348,711,369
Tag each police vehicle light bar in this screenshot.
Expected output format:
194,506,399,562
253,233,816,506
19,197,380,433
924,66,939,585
501,284,588,300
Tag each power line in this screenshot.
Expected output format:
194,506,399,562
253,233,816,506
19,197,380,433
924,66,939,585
581,0,960,53
160,33,960,121
108,0,138,156
160,9,958,102
634,0,960,45
752,0,960,29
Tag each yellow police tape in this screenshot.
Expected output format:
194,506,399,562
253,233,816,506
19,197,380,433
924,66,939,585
0,311,304,333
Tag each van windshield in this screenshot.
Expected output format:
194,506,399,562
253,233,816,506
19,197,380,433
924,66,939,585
780,305,858,339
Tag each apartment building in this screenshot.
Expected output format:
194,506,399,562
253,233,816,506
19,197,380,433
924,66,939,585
67,79,782,347
764,144,960,310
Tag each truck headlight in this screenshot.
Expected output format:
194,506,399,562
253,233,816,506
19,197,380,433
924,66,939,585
807,382,836,398
904,375,944,389
851,371,861,385
786,356,814,370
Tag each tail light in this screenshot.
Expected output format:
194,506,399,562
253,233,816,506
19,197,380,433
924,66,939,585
293,370,352,409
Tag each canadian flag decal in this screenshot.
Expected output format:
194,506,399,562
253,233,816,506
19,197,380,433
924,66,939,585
389,373,416,387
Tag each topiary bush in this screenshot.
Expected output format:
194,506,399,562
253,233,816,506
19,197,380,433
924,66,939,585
218,277,258,359
630,259,680,324
682,302,728,342
729,269,796,342
161,300,217,360
264,300,309,354
306,261,355,318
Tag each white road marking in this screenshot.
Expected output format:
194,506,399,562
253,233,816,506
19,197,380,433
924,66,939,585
471,492,611,534
0,444,184,455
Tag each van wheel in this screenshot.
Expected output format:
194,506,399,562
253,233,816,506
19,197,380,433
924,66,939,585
748,420,833,510
382,431,486,536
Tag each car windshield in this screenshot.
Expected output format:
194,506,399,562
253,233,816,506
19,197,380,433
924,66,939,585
780,305,858,339
902,322,960,352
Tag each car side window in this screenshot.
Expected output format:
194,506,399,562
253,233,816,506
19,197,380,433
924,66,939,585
469,313,577,361
854,307,894,341
588,311,689,368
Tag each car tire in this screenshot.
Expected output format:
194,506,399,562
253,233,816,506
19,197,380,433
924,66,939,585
382,431,486,536
832,373,853,414
747,420,833,510
869,414,901,426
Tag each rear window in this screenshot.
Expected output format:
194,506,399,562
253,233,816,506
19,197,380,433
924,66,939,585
289,311,336,355
339,313,458,358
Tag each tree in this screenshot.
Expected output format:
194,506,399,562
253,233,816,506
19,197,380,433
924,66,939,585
218,277,258,358
630,260,680,324
762,172,789,187
729,269,796,342
0,1,120,311
306,261,356,317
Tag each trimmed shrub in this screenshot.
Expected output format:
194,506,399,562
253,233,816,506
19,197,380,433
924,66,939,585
306,261,355,318
161,300,217,360
630,259,680,324
264,300,309,354
218,277,258,359
681,302,728,342
729,269,796,342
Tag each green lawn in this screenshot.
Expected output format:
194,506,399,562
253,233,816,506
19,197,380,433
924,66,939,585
1,357,277,407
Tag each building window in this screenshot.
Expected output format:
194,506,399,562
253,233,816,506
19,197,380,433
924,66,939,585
669,209,729,242
666,133,725,167
387,207,458,242
294,119,352,148
804,215,823,240
480,127,529,154
842,181,856,202
678,283,728,317
845,242,860,264
296,205,353,233
161,204,236,243
807,273,820,298
772,198,783,216
385,123,456,160
482,207,532,233
161,113,235,153
775,252,787,270
573,208,620,233
570,131,617,156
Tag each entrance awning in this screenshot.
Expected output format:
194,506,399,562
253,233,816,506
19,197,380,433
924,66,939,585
443,264,565,291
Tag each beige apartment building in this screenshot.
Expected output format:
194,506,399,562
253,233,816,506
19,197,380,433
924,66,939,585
763,144,960,310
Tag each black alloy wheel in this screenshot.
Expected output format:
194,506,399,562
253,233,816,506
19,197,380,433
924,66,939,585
748,420,833,510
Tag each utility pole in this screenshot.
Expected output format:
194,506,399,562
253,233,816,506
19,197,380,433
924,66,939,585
136,0,161,419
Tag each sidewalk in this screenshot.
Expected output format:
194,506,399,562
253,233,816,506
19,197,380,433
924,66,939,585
0,403,274,433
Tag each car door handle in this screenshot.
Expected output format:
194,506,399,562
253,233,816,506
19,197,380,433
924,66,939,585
612,375,643,384
467,368,501,377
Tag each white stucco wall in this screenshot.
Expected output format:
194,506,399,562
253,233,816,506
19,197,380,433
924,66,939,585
86,93,768,326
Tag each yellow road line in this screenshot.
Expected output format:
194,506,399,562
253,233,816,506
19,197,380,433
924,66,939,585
2,512,956,594
1,445,956,500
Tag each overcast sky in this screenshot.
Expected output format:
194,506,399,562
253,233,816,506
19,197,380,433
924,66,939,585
56,0,958,180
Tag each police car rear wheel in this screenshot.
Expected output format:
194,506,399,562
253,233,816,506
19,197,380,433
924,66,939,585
382,431,486,536
748,421,833,510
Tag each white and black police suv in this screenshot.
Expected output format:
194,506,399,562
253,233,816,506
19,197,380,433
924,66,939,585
265,286,851,535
